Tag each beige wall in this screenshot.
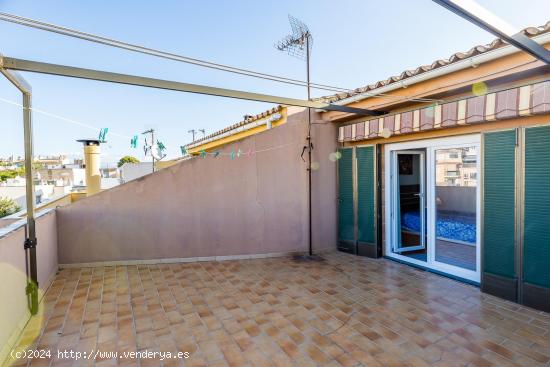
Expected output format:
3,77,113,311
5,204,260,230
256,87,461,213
57,111,338,264
311,119,339,251
36,211,59,290
0,210,58,363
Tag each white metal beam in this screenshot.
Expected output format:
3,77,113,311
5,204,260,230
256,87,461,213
0,67,39,315
0,56,384,116
433,0,550,64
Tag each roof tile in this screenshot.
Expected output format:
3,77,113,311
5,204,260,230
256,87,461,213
184,106,282,147
318,21,550,103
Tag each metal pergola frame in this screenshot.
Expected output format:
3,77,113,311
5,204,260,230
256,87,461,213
0,56,384,116
433,0,550,65
0,54,383,315
0,66,38,314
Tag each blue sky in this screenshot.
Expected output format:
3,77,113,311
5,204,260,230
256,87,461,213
1,0,549,164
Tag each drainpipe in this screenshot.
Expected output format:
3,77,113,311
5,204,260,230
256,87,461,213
77,139,102,196
0,64,39,315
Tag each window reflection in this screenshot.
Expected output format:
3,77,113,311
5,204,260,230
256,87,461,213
435,147,477,271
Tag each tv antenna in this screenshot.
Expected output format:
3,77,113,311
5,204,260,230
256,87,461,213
275,15,313,62
188,129,197,142
276,15,315,257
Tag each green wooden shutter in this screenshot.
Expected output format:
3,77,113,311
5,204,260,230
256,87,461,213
338,148,355,247
482,130,517,299
356,146,376,255
524,126,550,289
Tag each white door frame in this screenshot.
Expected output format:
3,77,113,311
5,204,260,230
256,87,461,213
392,150,426,253
385,134,481,283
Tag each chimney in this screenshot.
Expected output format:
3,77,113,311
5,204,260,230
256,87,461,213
77,139,101,196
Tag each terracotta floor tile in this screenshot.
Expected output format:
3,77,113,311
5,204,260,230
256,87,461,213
9,252,550,367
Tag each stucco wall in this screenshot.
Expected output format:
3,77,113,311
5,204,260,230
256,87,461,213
311,119,339,251
0,210,58,363
57,111,340,264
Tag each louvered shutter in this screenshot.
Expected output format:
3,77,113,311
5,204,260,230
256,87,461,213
482,130,517,301
337,148,355,252
356,146,377,257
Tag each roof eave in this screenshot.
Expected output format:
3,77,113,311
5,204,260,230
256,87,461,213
332,31,550,108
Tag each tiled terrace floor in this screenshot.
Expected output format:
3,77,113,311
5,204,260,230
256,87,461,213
9,251,550,367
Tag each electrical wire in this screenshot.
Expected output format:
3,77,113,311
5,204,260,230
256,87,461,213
0,96,132,139
0,96,302,157
0,12,442,104
189,141,301,159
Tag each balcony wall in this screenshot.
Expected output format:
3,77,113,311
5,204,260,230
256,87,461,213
0,209,58,363
56,111,339,265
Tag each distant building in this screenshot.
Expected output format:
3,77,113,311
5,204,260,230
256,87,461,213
119,162,153,183
101,177,120,190
0,183,71,210
100,166,119,179
34,155,72,168
183,106,287,155
35,167,86,187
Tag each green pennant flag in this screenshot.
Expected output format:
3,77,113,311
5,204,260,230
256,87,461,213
157,140,166,151
130,135,138,148
213,151,220,157
200,150,207,158
180,146,187,156
230,150,236,160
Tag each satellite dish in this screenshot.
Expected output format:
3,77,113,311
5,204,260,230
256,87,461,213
151,145,166,160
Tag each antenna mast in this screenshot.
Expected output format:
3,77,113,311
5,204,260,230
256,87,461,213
188,129,197,142
142,128,155,173
276,15,314,256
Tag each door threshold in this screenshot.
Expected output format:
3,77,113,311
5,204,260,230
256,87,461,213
383,255,480,287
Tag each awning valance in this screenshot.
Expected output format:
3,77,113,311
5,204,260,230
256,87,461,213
338,81,550,142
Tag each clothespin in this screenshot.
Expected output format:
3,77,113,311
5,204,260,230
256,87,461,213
98,128,108,143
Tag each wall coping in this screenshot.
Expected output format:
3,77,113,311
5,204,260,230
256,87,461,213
0,208,55,240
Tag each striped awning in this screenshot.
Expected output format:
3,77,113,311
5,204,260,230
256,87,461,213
338,80,550,142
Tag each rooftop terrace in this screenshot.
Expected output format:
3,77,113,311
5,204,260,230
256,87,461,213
8,252,550,367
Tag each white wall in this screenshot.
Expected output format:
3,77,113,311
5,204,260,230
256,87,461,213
119,162,153,183
0,210,58,364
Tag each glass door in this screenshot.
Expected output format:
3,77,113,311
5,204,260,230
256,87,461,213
430,145,479,275
392,151,426,253
385,135,481,283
